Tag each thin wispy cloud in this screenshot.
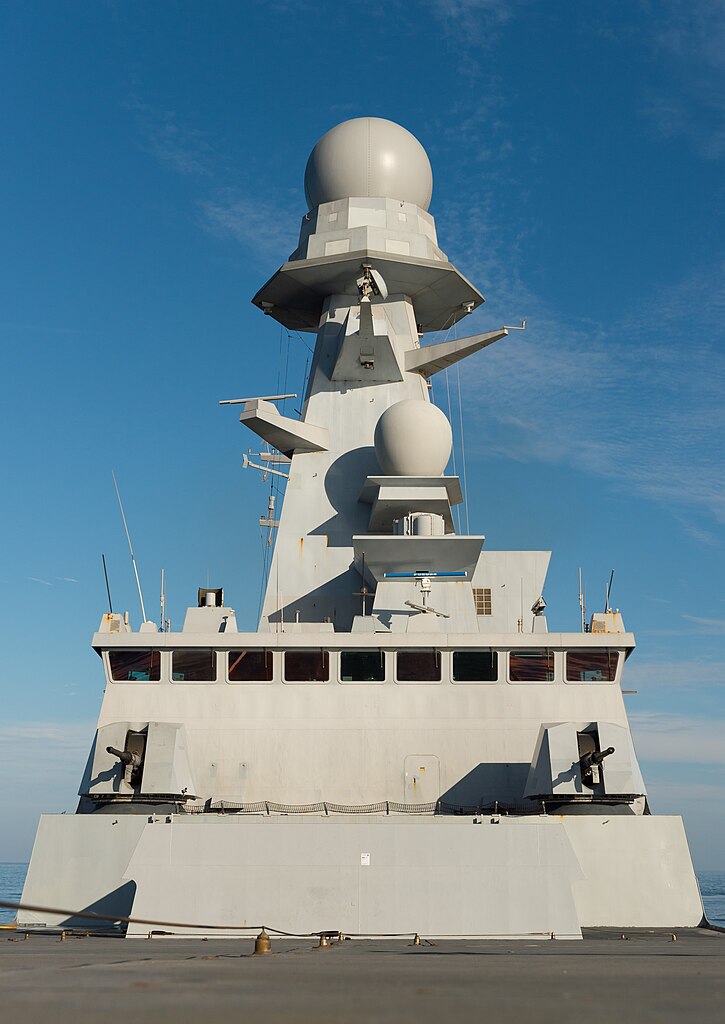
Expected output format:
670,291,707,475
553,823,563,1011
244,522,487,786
27,576,52,586
641,0,725,158
625,660,725,687
631,710,725,765
682,615,725,634
199,194,299,267
439,236,725,526
129,101,214,177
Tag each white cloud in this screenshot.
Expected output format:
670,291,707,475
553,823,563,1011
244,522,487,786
199,194,299,267
640,0,725,158
129,102,214,177
631,711,725,764
625,660,725,687
442,255,725,526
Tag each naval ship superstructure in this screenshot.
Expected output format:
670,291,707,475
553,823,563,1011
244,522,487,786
19,118,703,938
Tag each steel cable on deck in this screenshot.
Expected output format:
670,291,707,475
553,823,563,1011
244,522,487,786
0,899,429,941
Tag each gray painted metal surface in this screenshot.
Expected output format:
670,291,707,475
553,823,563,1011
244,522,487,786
19,116,703,938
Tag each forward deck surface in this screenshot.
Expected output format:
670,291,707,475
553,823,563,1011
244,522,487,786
1,928,723,1023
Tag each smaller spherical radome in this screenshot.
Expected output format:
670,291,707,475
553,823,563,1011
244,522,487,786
374,400,452,477
304,117,433,211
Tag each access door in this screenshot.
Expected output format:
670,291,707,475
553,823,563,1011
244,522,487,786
404,754,441,804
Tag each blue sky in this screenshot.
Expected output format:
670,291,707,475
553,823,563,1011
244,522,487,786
0,0,723,867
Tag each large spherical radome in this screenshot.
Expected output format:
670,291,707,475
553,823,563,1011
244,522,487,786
304,117,433,211
374,400,452,477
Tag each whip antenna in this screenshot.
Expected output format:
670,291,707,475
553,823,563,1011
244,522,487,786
101,553,113,613
112,470,147,623
605,569,615,613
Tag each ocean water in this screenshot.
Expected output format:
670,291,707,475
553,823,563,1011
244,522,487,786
1,862,724,927
0,863,28,925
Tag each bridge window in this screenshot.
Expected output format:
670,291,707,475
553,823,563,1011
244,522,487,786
284,650,329,682
228,649,274,682
108,649,161,682
396,649,441,682
566,650,619,682
340,650,386,682
509,648,554,682
172,649,217,682
452,649,498,682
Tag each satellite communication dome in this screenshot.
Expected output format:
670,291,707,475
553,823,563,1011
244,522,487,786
374,400,452,477
304,117,433,211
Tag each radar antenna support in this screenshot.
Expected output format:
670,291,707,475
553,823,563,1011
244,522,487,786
353,552,370,616
578,567,587,633
112,470,148,625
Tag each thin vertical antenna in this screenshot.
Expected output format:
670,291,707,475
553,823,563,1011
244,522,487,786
112,470,147,624
456,361,470,534
605,569,615,613
102,554,113,614
578,567,586,633
444,368,461,533
160,568,166,633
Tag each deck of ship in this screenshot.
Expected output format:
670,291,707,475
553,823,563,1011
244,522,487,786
1,928,723,1023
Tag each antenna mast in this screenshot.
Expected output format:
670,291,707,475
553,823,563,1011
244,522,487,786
605,569,615,613
112,470,148,624
578,567,586,633
160,568,168,632
101,553,113,614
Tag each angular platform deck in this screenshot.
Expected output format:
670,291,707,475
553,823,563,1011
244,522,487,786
1,929,723,1023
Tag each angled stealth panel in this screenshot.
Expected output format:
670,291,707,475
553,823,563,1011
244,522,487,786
596,722,647,796
140,722,197,799
252,250,484,332
406,329,508,378
331,302,403,383
524,723,583,799
353,534,484,582
239,399,329,457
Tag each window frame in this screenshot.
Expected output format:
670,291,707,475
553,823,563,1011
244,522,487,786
282,648,331,684
106,648,162,684
451,648,499,684
394,648,443,684
564,648,620,684
170,648,219,684
338,649,387,684
226,648,275,684
507,648,556,684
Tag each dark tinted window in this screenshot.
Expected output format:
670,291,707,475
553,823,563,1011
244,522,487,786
396,650,441,682
284,650,329,682
172,649,217,682
340,651,385,681
228,649,274,682
566,650,619,682
452,650,498,682
109,649,160,682
509,649,554,682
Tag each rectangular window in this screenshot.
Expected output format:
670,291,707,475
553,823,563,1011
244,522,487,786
284,650,329,682
396,649,441,682
452,650,498,682
473,588,492,615
565,650,619,682
340,650,385,682
228,649,274,682
509,648,554,682
171,649,217,682
109,649,161,682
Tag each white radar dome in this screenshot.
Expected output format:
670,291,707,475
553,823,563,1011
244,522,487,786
304,117,433,211
374,400,452,477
